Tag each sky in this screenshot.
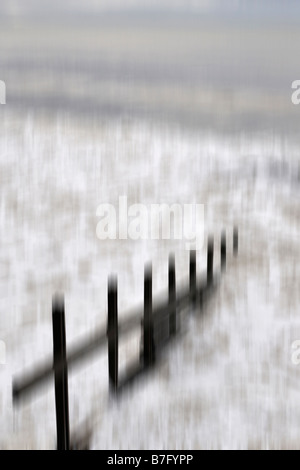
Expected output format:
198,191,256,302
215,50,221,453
0,0,300,19
1,0,299,132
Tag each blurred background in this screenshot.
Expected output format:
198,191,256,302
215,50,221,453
1,0,300,133
1,0,300,451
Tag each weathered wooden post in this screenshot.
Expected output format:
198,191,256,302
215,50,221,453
233,226,238,256
107,276,118,392
189,249,196,306
207,236,214,286
52,294,70,451
144,263,155,367
169,254,176,336
221,230,226,271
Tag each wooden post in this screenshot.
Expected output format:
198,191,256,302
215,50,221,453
52,294,70,451
189,249,196,305
221,230,226,272
233,226,238,256
107,276,118,392
207,236,214,286
169,254,176,336
144,264,154,367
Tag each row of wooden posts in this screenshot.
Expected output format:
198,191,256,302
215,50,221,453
13,227,238,450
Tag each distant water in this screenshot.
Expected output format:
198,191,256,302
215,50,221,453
0,13,300,135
